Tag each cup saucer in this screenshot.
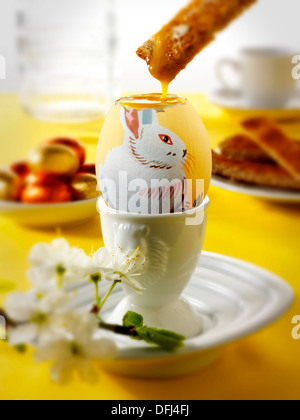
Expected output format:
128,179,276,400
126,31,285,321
68,251,294,379
208,88,300,114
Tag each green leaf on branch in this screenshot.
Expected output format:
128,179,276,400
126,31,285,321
122,311,185,350
123,311,144,328
136,327,185,351
15,344,27,354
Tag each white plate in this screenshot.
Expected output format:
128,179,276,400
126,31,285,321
209,88,300,112
211,175,300,202
69,252,294,378
0,198,98,227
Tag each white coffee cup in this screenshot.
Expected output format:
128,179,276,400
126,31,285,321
217,48,297,108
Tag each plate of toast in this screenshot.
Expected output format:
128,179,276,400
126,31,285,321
212,117,300,202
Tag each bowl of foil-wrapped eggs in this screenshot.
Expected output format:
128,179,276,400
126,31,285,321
0,138,100,227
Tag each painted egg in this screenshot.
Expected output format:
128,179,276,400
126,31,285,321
0,169,22,201
28,144,80,177
70,173,99,201
10,161,31,179
47,137,86,167
78,163,96,175
96,94,212,214
21,176,73,204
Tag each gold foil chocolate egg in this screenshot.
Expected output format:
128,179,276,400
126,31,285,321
28,144,80,177
71,173,99,201
10,161,31,179
78,163,96,175
0,169,21,201
47,138,86,167
21,177,73,204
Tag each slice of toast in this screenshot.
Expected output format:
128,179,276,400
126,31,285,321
242,117,300,181
137,0,257,83
219,135,274,163
212,151,300,191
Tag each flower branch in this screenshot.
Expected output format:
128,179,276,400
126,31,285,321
0,238,185,384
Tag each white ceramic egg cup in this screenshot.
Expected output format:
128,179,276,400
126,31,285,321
98,197,210,339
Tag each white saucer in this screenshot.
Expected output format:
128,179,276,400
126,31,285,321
209,89,300,115
0,197,98,227
68,252,294,378
211,175,300,202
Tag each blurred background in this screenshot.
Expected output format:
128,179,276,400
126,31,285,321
0,0,300,209
1,0,300,402
0,0,299,96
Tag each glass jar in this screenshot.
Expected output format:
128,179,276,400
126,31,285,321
16,0,119,122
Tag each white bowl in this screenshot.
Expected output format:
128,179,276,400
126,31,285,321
0,198,98,227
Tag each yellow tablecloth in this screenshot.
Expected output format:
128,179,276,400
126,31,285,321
0,94,299,400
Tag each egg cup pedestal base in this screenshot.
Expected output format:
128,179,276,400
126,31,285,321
98,197,210,339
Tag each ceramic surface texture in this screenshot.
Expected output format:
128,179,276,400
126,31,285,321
68,252,294,378
98,197,210,338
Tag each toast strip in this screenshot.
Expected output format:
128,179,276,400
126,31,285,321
219,135,274,163
137,0,257,84
242,117,300,181
212,151,300,191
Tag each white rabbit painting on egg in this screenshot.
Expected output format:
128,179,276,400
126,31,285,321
99,107,191,214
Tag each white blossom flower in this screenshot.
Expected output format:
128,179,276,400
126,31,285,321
5,290,69,346
92,246,147,293
34,312,118,384
27,238,91,291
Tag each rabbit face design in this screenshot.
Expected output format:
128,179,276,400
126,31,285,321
123,109,188,171
99,107,191,214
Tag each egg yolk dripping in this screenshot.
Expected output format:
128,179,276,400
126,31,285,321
138,0,258,100
118,94,185,110
147,36,175,100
